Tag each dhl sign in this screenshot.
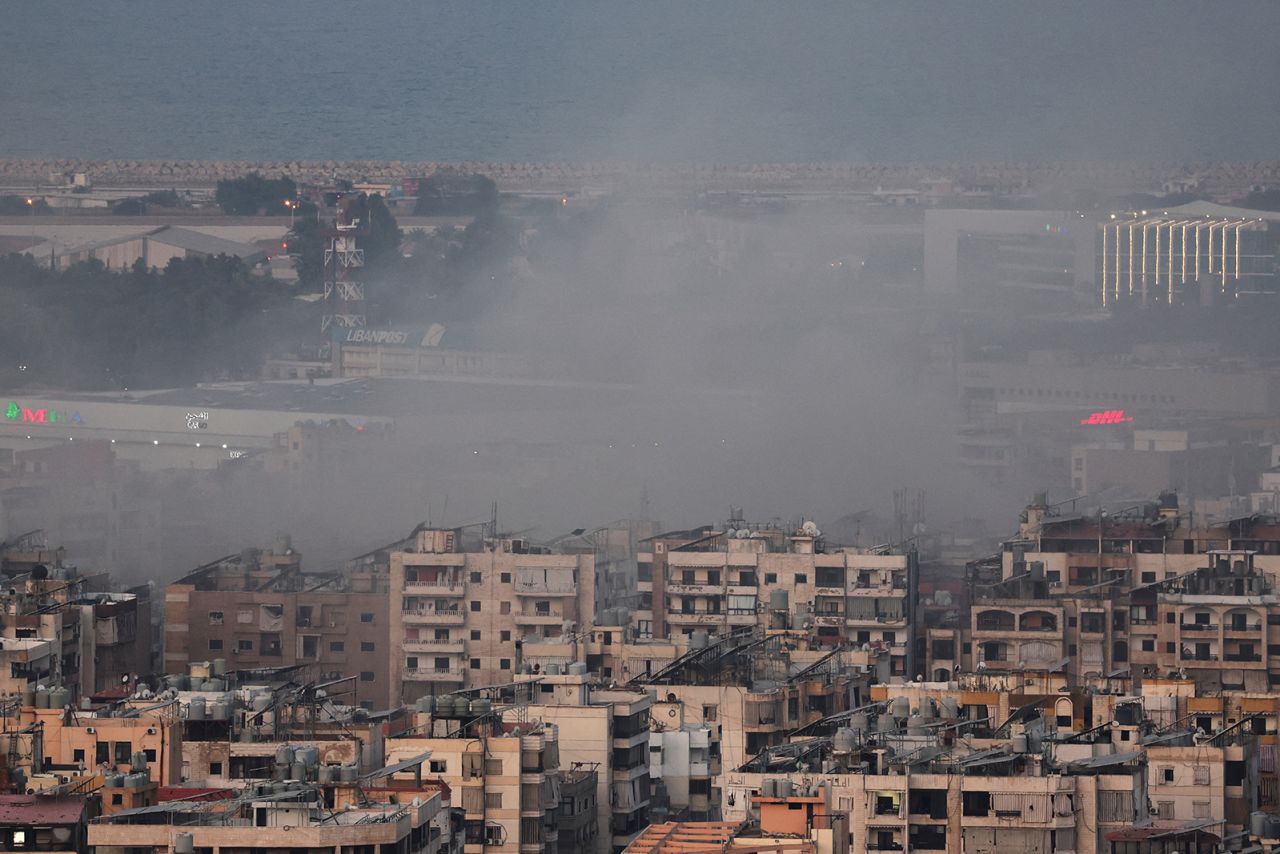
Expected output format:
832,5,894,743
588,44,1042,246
1079,409,1133,425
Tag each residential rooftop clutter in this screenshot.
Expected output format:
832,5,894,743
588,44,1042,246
0,531,152,704
634,518,917,680
163,535,392,708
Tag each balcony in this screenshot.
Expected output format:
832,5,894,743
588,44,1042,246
1179,623,1218,632
664,583,723,596
403,639,466,654
1224,623,1263,635
402,607,466,625
514,581,577,597
403,581,466,597
515,610,564,626
403,666,466,682
666,612,728,626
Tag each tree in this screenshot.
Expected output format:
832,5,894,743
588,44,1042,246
413,173,499,216
214,173,298,216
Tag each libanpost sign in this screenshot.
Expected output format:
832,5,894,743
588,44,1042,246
334,324,446,348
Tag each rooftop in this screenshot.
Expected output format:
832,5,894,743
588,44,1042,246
0,795,86,825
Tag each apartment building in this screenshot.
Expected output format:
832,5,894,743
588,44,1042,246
0,535,151,702
4,704,181,787
88,782,451,854
163,538,392,707
635,524,916,679
931,495,1280,692
385,714,561,854
388,529,594,702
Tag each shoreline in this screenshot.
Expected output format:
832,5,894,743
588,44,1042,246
3,158,1279,195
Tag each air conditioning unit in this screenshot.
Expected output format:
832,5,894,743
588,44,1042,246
85,727,95,734
146,727,157,735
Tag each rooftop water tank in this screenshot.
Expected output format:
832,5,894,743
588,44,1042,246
252,693,272,712
907,715,927,736
545,663,561,676
470,698,492,714
290,761,307,782
318,765,335,784
297,746,319,767
211,658,226,677
49,688,71,710
1251,812,1268,838
35,691,50,709
188,698,207,721
762,779,777,798
568,662,589,676
1012,734,1029,753
776,779,793,798
769,590,789,612
175,833,195,854
340,765,359,783
275,745,295,766
834,727,857,754
416,695,435,713
891,697,910,719
690,630,710,650
850,712,869,733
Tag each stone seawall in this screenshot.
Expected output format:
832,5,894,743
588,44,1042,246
2,158,1278,194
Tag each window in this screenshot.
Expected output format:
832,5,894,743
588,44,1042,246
361,641,375,652
360,612,374,623
330,641,345,652
1161,767,1174,783
238,639,253,652
1141,639,1154,652
73,748,85,763
765,573,778,584
500,601,510,615
471,630,482,640
360,671,374,681
1166,612,1176,623
208,639,223,650
470,571,482,583
208,610,224,625
1141,571,1156,583
1157,801,1174,820
703,704,718,722
96,742,109,764
144,749,156,763
501,630,511,642
485,793,503,809
470,601,481,612
210,761,223,775
485,758,503,775
429,759,448,773
795,574,807,584
1166,642,1176,653
115,742,131,764
500,572,511,583
1193,766,1210,786
1193,801,1211,819
470,658,481,670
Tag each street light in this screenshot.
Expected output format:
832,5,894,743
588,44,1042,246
284,199,297,227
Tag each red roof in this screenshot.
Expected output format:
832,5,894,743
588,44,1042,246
0,795,86,825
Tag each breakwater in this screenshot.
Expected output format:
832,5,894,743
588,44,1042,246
3,159,1279,195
